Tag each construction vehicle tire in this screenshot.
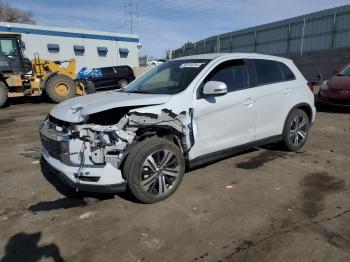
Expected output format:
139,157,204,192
77,80,96,95
45,74,77,103
84,80,96,94
0,82,8,108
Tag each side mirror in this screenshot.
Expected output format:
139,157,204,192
202,81,227,96
19,40,25,49
334,70,339,75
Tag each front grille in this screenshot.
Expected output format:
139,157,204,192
40,124,66,161
41,134,62,160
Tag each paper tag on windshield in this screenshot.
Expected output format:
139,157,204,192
179,63,203,68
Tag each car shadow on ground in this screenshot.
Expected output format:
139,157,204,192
6,96,52,107
35,144,292,208
27,158,118,213
0,232,65,262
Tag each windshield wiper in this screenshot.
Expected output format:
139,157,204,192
123,90,151,94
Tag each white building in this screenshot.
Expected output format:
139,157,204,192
0,22,141,71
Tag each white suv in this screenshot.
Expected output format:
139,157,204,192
40,53,316,203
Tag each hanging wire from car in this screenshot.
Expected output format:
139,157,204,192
75,141,87,192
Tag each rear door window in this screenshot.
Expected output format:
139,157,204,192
253,59,284,86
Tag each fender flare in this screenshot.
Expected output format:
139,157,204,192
282,103,314,133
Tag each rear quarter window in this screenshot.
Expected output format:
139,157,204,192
101,67,115,75
116,66,133,75
279,63,296,81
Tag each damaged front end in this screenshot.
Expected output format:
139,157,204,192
40,106,194,193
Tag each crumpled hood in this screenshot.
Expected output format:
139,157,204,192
50,91,171,123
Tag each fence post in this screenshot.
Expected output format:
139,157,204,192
217,35,220,53
331,12,337,48
254,30,257,53
300,19,306,63
287,23,291,54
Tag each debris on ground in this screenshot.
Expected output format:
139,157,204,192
140,234,166,250
79,211,96,219
21,147,42,160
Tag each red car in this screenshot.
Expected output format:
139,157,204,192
318,64,350,107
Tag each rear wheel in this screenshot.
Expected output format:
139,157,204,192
123,137,185,203
77,80,96,95
0,82,8,108
282,109,310,151
117,79,129,89
45,74,76,103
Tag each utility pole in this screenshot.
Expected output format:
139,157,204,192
124,0,137,34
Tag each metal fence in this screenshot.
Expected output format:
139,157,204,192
172,5,350,59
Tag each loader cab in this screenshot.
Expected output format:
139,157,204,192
0,34,29,75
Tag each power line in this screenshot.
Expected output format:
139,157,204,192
138,0,248,28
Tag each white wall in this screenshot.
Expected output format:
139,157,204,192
20,34,139,72
0,23,140,73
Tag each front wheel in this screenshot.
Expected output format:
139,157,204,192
0,82,8,108
123,137,185,203
117,79,129,89
282,109,310,151
77,80,96,95
45,74,77,103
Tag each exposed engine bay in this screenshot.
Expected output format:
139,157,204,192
42,107,194,171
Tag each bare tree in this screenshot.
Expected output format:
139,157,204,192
0,1,35,24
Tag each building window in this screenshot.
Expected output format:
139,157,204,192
74,45,85,56
119,48,129,58
97,46,108,57
47,44,60,53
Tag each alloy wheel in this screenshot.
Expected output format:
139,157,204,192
289,115,308,146
140,149,180,196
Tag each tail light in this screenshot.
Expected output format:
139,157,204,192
307,82,314,92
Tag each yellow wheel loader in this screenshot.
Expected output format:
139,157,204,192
0,33,93,108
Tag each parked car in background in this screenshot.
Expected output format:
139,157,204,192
40,53,315,203
149,59,166,66
318,63,350,107
77,66,136,90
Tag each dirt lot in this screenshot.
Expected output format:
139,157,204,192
0,98,350,262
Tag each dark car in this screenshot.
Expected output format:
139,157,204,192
77,65,136,90
318,64,350,107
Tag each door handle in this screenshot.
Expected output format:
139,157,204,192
243,98,254,107
282,88,291,95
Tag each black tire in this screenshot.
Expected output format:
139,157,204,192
123,137,185,203
117,79,129,89
45,74,77,103
0,82,7,108
282,109,310,151
77,80,96,94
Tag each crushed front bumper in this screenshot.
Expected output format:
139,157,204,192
40,122,127,194
42,149,127,193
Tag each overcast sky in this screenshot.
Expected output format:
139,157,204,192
9,0,350,58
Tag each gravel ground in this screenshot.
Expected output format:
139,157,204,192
0,98,349,262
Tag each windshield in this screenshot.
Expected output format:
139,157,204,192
123,59,210,95
339,65,350,76
0,39,17,57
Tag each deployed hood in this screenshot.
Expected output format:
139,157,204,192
50,91,171,123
